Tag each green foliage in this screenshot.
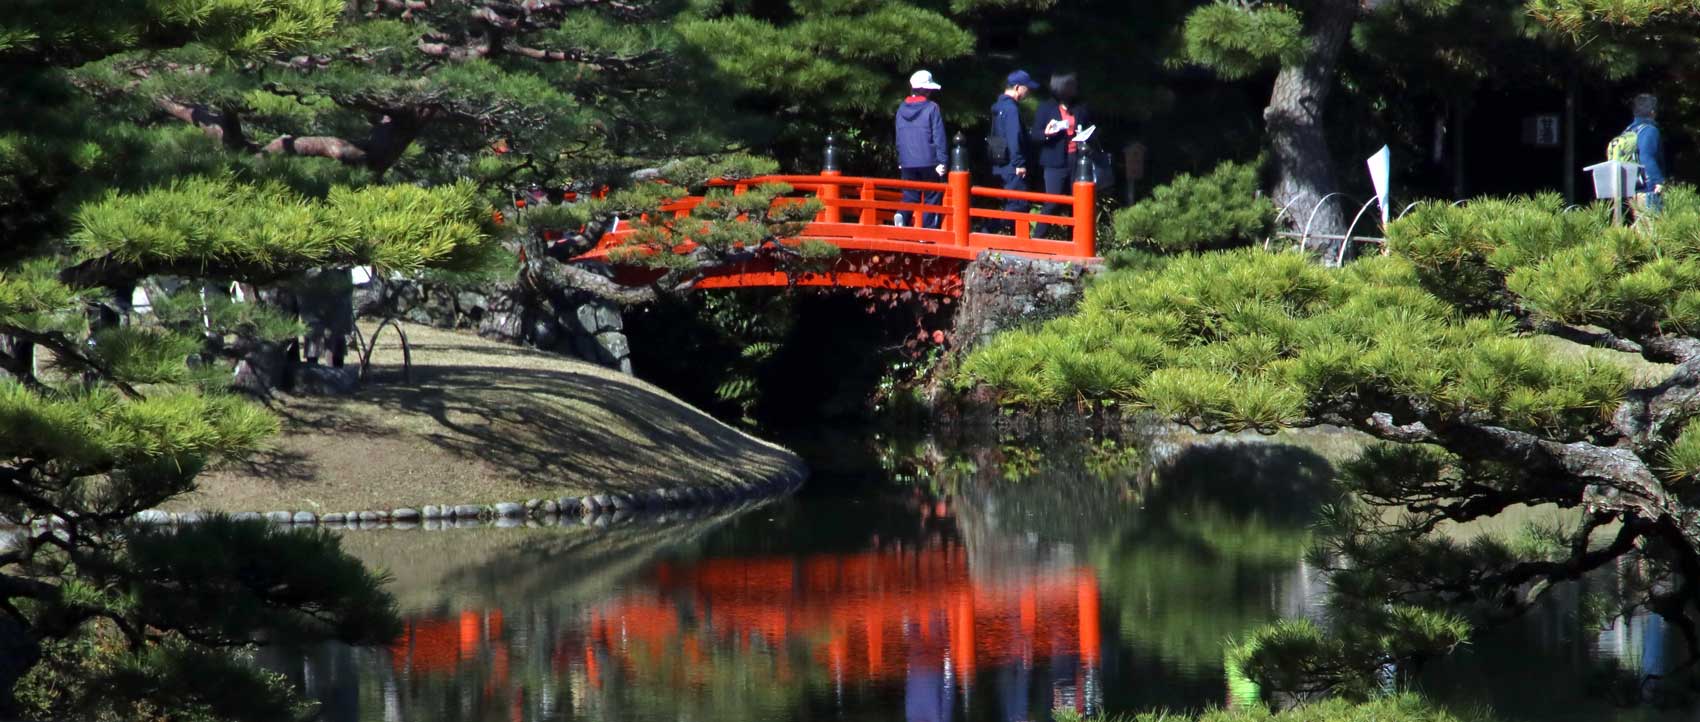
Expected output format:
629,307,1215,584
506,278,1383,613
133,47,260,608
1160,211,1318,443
19,627,318,722
0,380,275,484
1181,2,1308,80
609,181,828,271
1110,161,1273,252
642,291,798,426
120,518,401,645
0,0,340,64
1388,188,1700,333
1228,610,1469,701
83,327,205,386
1054,694,1496,722
1528,0,1700,32
679,3,974,113
73,178,498,277
958,250,1627,436
1660,420,1700,481
149,288,304,344
0,258,88,332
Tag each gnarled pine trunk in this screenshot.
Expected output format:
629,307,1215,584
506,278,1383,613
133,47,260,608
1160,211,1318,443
1265,0,1357,256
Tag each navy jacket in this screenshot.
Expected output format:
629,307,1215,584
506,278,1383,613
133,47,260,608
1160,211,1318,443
1031,100,1093,169
989,94,1026,173
895,98,948,170
1627,118,1666,190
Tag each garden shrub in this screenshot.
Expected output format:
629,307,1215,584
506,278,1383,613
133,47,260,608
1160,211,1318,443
1052,693,1495,722
1387,185,1700,329
955,249,1627,436
1110,160,1274,253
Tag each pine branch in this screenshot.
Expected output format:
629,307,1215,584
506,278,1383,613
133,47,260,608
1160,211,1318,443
520,241,660,305
155,99,256,152
1614,354,1700,450
0,325,144,399
502,44,661,71
258,134,369,163
415,32,661,70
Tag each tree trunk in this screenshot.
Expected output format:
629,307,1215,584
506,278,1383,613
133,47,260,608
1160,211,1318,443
1564,68,1578,203
1452,100,1468,199
1265,0,1357,255
0,335,34,385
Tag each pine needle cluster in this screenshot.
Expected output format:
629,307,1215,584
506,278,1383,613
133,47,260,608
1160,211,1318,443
958,250,1626,436
1110,160,1274,253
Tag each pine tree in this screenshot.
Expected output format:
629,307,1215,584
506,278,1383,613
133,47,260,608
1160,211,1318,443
0,4,502,718
676,0,1059,168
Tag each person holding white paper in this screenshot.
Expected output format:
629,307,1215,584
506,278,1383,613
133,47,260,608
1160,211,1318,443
1031,72,1093,237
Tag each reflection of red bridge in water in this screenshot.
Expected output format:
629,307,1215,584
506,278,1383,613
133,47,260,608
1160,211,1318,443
388,540,1102,714
571,156,1101,296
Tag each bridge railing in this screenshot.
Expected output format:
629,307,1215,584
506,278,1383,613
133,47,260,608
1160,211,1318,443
598,134,1099,262
709,168,1096,260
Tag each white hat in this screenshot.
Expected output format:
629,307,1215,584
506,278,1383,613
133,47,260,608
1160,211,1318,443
909,70,941,91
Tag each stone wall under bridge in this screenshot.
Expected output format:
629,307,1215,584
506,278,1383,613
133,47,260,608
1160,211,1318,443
356,277,633,374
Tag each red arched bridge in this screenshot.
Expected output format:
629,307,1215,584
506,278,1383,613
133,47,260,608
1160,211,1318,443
569,148,1101,296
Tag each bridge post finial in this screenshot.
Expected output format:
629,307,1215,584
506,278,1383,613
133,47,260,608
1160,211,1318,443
950,132,970,173
1072,140,1095,184
823,133,841,173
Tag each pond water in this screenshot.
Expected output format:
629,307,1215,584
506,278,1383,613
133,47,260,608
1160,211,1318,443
262,430,1693,722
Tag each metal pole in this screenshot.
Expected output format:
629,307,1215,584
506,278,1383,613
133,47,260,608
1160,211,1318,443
823,132,841,173
1613,164,1623,227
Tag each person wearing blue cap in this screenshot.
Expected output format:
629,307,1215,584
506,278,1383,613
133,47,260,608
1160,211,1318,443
988,70,1040,234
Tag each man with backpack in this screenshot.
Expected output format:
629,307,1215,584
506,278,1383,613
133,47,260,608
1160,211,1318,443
894,70,948,229
988,70,1041,234
1608,93,1667,216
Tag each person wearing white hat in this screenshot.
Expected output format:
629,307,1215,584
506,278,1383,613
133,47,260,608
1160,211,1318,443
894,70,947,228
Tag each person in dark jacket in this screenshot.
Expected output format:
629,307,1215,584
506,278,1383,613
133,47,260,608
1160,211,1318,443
1031,72,1092,237
989,70,1040,234
895,70,948,229
1626,93,1667,215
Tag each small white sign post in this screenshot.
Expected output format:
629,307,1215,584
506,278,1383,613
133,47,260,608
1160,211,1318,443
1367,145,1391,229
1584,160,1640,227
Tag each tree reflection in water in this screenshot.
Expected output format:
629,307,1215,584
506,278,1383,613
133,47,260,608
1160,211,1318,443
257,430,1451,722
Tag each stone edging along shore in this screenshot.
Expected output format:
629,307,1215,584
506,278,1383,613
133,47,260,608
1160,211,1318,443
116,466,807,532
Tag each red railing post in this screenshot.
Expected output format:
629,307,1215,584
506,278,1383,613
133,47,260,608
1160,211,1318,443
949,132,971,247
949,170,971,246
820,170,842,223
1071,151,1097,257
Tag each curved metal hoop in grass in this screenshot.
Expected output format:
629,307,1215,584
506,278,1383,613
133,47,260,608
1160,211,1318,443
352,318,412,383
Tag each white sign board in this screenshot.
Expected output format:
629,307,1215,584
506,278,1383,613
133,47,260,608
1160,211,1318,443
1523,115,1561,147
1584,161,1640,200
1366,145,1391,224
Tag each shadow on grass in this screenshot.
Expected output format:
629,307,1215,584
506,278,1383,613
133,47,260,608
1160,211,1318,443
216,446,321,484
353,361,795,494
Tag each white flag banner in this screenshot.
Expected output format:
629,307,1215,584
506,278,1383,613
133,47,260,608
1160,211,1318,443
1367,145,1391,224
